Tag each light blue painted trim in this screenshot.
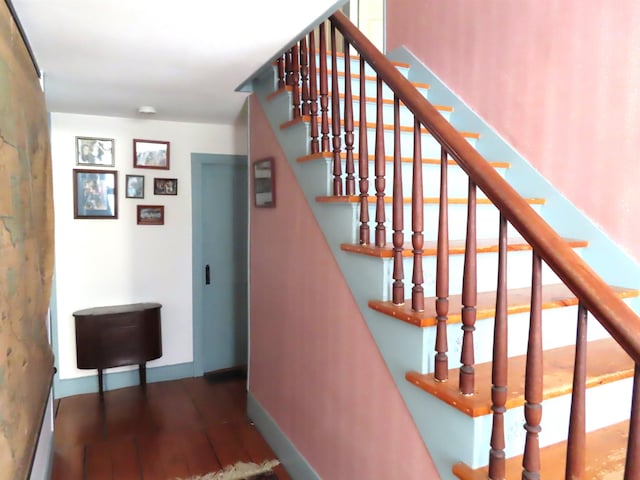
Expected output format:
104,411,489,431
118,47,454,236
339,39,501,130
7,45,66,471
49,270,64,398
53,362,194,399
387,45,640,293
236,0,348,92
191,153,248,377
247,392,321,480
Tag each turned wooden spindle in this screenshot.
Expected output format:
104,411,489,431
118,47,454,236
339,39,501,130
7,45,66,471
411,118,424,312
459,179,477,395
277,54,285,89
565,302,587,479
291,43,301,119
625,363,640,479
488,213,508,479
343,41,355,196
330,23,342,195
285,49,293,86
299,37,310,116
318,23,330,152
522,251,543,479
374,75,386,247
391,95,404,306
308,31,319,154
434,147,450,381
358,57,370,245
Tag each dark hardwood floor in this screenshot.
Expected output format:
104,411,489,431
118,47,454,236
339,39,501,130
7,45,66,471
51,376,290,480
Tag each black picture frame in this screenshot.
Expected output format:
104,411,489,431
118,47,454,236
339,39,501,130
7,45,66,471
73,169,118,219
153,177,178,195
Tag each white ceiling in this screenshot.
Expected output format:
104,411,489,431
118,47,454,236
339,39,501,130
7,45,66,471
11,0,343,124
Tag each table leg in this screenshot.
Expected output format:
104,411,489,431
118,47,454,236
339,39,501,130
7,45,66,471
98,368,104,400
139,363,147,389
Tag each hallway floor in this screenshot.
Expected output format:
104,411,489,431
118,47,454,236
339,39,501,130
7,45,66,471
51,376,290,479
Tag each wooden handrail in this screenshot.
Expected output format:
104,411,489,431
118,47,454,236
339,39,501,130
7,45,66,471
329,10,640,363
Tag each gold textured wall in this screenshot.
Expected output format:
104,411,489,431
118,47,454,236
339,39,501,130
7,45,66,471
0,1,55,478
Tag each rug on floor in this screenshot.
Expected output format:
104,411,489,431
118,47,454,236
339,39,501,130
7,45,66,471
179,459,280,480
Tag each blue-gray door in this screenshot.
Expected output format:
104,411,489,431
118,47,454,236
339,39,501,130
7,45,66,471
192,154,247,374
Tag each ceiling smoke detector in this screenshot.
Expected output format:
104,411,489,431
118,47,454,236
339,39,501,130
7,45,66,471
137,105,156,114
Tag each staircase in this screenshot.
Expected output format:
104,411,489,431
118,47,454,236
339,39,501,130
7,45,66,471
248,11,640,479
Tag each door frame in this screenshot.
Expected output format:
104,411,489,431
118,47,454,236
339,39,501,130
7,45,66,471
191,153,248,377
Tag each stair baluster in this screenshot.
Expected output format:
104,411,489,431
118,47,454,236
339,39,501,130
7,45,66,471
277,54,285,89
358,57,370,245
291,44,301,119
411,118,424,312
565,302,587,479
489,213,508,479
459,179,477,395
523,251,543,479
374,75,386,247
391,95,404,305
343,41,355,195
625,363,640,479
434,147,450,381
330,23,343,195
299,38,309,116
308,31,319,154
318,23,330,152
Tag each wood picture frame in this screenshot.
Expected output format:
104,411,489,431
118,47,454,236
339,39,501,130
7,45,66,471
125,174,144,199
76,136,114,166
253,157,275,208
133,139,170,170
153,177,178,195
73,169,118,219
137,205,164,225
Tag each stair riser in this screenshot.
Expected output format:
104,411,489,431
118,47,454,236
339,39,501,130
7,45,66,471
325,75,430,101
314,54,411,78
337,98,452,126
422,304,613,374
465,377,633,468
390,249,576,302
350,126,477,158
365,202,541,242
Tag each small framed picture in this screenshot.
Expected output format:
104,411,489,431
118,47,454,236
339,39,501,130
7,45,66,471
73,169,118,219
133,139,170,169
137,205,164,225
76,137,115,166
153,178,178,195
253,157,275,208
125,175,145,199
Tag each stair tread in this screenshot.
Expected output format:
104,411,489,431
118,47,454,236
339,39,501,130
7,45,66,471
452,420,628,479
370,283,636,328
343,237,587,259
406,337,634,417
297,151,510,169
327,69,429,89
316,195,545,205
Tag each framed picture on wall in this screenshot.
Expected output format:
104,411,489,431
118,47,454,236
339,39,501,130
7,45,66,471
253,157,275,208
137,205,164,225
133,139,170,169
73,169,118,219
125,175,145,199
76,136,115,166
153,177,178,195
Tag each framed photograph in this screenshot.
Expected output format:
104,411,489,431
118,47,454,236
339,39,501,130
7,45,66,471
137,205,164,225
133,139,170,169
253,157,275,208
76,137,115,166
125,175,145,199
153,177,178,195
73,169,118,219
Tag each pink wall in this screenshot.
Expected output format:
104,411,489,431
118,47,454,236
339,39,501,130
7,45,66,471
387,0,640,262
248,94,438,478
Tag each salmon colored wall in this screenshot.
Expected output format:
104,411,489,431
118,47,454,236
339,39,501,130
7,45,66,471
387,0,640,262
248,94,438,478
